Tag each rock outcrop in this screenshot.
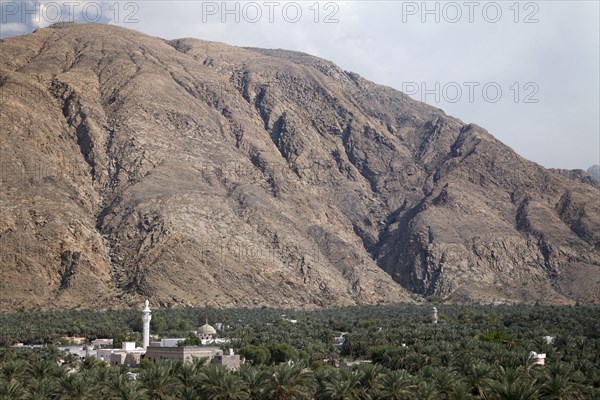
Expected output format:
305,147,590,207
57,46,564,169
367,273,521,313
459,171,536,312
587,165,600,181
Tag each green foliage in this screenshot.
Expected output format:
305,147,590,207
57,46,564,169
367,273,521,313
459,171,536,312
369,345,393,364
426,295,443,304
340,333,369,359
309,359,334,372
478,330,510,344
268,343,298,364
139,358,153,370
150,315,166,335
359,318,377,328
177,336,200,347
112,333,127,350
0,304,599,399
238,345,271,365
459,309,476,322
169,318,193,332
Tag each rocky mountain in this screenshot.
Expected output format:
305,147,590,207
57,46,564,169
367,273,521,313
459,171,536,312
587,165,600,181
0,24,598,311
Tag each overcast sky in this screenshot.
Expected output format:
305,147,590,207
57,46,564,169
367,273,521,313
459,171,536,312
1,1,598,170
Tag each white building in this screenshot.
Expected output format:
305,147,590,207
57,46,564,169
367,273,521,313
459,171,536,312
160,338,186,347
529,351,546,366
97,341,146,367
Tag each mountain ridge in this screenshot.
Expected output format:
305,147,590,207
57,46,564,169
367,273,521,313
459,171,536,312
587,165,600,181
0,23,598,311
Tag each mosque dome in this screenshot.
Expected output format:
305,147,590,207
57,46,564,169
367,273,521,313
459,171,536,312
198,323,217,335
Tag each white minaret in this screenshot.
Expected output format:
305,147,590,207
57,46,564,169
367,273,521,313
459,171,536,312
142,299,152,349
432,306,438,324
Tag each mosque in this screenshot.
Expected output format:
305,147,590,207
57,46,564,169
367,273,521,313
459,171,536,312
197,320,218,341
99,300,240,370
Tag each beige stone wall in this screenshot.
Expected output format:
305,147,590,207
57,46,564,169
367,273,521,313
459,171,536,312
211,355,241,371
109,353,126,367
145,347,185,362
145,346,223,364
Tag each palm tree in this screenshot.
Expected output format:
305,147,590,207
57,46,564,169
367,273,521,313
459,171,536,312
176,363,202,392
555,336,575,358
139,363,179,400
94,365,114,392
189,356,208,373
488,366,539,400
25,377,58,400
462,360,493,397
0,347,16,363
536,362,584,400
455,339,477,360
439,351,458,369
264,363,316,400
79,356,105,371
28,359,59,380
539,374,584,400
238,365,269,400
178,386,201,400
204,371,249,400
198,363,228,388
412,379,438,400
106,373,146,400
394,351,422,374
57,373,100,400
359,364,383,399
378,370,415,400
314,368,334,396
420,346,440,367
488,379,539,400
423,366,464,398
590,340,600,364
0,378,28,400
317,369,361,400
62,353,81,370
40,345,66,364
1,359,28,383
447,380,476,400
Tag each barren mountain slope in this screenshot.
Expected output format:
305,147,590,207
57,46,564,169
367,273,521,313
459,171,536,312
0,23,598,310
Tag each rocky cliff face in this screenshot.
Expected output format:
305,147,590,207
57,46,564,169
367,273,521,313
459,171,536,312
587,165,600,181
0,24,598,310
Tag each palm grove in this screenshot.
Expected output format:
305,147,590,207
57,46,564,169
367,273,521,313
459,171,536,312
1,304,599,399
